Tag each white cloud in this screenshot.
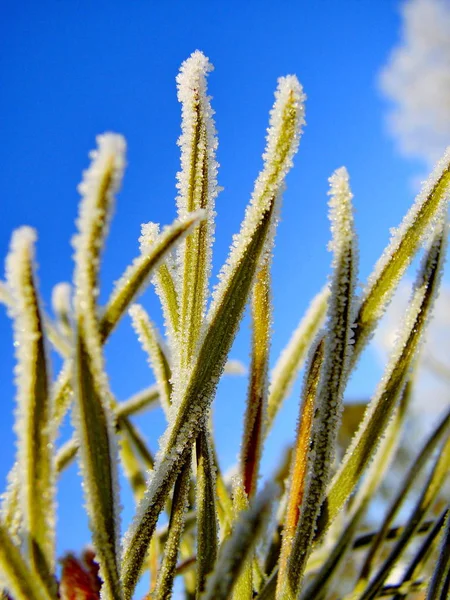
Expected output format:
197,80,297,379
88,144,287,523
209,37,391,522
380,0,450,164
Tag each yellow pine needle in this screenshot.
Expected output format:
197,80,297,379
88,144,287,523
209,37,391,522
241,259,272,498
276,339,324,597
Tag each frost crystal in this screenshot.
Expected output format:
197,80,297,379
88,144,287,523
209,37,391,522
139,222,161,253
52,282,72,316
328,167,356,255
0,462,21,544
175,50,218,220
0,280,13,308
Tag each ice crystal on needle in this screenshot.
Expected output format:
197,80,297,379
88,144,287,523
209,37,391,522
175,50,218,221
328,167,356,255
52,282,72,317
139,222,161,253
0,280,13,307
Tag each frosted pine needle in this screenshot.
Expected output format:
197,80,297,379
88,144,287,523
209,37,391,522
129,304,172,414
195,426,219,594
327,167,357,256
240,258,272,498
154,454,192,600
73,133,126,312
71,135,126,600
175,50,219,221
322,217,448,537
73,131,126,381
230,476,252,600
101,211,204,342
276,338,324,596
0,523,54,600
209,75,305,318
5,227,56,583
203,482,277,600
365,147,450,296
267,285,329,433
139,221,180,354
283,167,357,597
175,50,219,374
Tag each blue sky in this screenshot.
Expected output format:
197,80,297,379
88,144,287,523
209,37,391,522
0,0,431,589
